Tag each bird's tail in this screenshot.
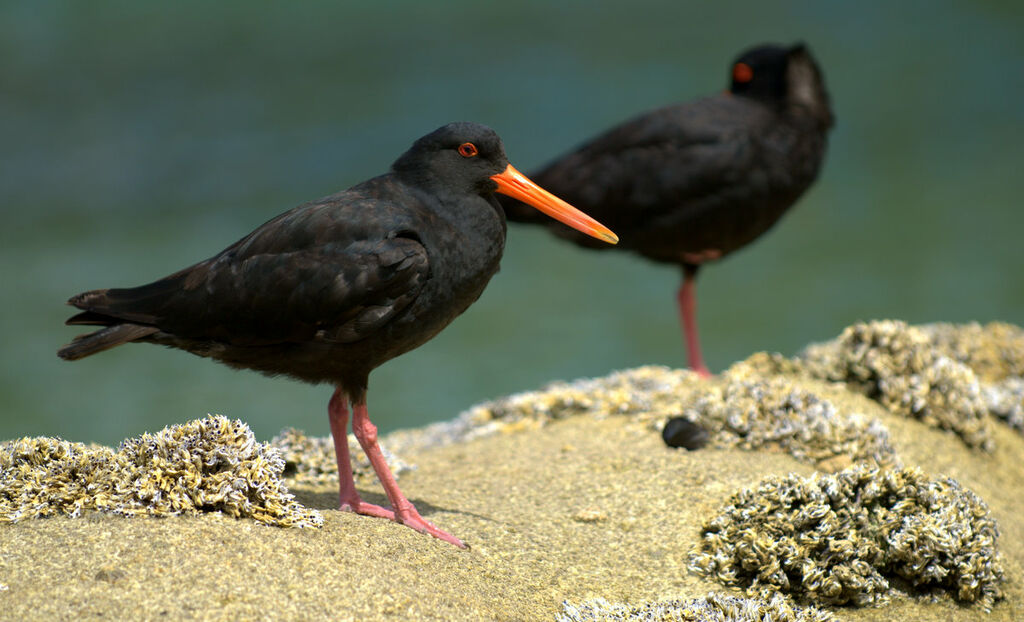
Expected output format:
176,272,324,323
58,324,159,360
58,285,166,360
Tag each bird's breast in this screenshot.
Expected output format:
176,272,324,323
388,201,505,342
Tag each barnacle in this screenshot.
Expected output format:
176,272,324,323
389,321,1024,462
471,366,702,426
793,319,1024,448
270,427,412,487
0,416,322,528
377,366,707,456
437,365,895,470
680,376,897,470
689,464,1004,608
983,377,1024,433
558,592,837,622
918,322,1024,383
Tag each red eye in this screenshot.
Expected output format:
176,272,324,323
732,62,753,83
458,142,478,157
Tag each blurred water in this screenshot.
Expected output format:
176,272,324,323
2,1,1022,445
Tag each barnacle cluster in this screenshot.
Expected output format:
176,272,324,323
470,365,701,426
382,366,703,454
918,322,1024,433
679,376,897,470
0,437,116,522
690,464,1004,608
558,593,836,622
457,364,894,470
801,320,994,450
984,377,1024,433
0,415,322,528
271,427,412,487
918,322,1024,383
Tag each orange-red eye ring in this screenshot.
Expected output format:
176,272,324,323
732,62,753,83
458,142,479,157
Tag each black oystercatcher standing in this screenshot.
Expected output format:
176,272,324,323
58,122,618,548
501,44,833,377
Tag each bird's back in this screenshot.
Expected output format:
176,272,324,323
503,92,829,265
60,178,444,381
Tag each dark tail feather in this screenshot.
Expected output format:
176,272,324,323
66,310,119,326
58,324,159,361
65,282,171,326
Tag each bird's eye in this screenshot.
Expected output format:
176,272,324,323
458,142,479,158
732,62,754,83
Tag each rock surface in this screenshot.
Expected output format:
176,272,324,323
1,321,1022,621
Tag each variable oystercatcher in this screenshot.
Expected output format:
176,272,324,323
58,122,617,548
501,43,833,376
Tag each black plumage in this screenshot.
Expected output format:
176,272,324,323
501,44,834,376
60,122,617,547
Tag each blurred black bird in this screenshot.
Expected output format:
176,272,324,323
59,122,618,548
500,43,833,376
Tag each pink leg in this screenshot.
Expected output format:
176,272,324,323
677,270,712,378
328,387,394,520
351,400,466,548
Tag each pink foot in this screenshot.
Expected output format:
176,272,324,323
340,497,395,521
395,505,466,548
350,400,467,548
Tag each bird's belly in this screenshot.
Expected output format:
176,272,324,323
155,265,495,387
165,234,504,386
631,179,808,266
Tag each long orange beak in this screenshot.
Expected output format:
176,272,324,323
491,164,618,245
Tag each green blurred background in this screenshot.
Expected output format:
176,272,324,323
2,1,1021,445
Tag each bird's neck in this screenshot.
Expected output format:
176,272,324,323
784,67,833,129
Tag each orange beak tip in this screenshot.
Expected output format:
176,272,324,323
491,164,619,246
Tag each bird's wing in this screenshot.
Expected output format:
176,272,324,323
68,195,430,346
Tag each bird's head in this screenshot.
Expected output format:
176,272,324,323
393,123,618,245
729,43,834,128
393,122,510,195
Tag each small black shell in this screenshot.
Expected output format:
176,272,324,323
662,417,710,450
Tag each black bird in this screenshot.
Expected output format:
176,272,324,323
59,122,618,548
501,43,833,377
